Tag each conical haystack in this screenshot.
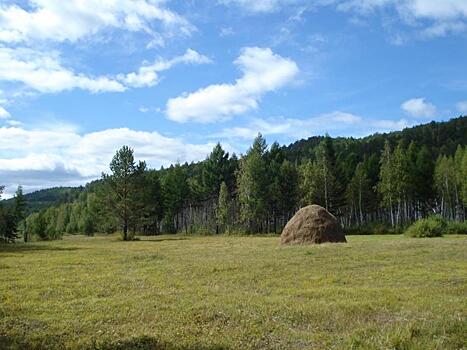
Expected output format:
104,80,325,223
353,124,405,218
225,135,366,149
281,205,346,245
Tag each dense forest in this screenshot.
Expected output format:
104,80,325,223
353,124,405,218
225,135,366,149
1,116,466,242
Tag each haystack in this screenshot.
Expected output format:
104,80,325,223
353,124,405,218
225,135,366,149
281,205,346,245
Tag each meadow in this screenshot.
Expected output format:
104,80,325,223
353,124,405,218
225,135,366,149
0,234,466,350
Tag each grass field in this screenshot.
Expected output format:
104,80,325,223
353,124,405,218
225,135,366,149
1,234,466,349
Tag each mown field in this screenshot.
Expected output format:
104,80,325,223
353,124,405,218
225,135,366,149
0,234,466,350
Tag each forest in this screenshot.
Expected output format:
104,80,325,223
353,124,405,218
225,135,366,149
1,116,466,242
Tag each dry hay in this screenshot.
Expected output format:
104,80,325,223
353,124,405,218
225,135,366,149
281,205,347,245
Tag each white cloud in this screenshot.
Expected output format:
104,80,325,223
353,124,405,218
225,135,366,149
0,47,210,93
338,0,467,38
222,1,467,38
0,126,230,196
218,0,293,13
401,97,437,118
119,49,211,88
166,47,299,123
0,47,125,93
0,0,194,44
0,106,10,119
213,111,412,140
457,101,467,114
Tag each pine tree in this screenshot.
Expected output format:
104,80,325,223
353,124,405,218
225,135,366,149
14,186,27,242
202,143,232,197
101,145,146,240
216,181,230,234
278,160,299,225
162,163,189,233
266,142,285,233
237,134,268,233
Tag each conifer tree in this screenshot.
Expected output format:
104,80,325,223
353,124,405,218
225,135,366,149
216,181,230,234
101,145,146,240
237,134,268,233
14,186,27,241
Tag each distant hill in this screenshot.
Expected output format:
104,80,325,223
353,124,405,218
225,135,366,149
282,116,466,163
3,186,84,215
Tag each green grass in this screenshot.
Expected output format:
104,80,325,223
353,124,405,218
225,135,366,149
1,234,466,349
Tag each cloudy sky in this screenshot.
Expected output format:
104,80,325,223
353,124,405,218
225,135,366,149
1,0,467,197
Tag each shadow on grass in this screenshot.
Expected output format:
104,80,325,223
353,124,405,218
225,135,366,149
0,244,82,253
137,237,190,243
0,335,229,350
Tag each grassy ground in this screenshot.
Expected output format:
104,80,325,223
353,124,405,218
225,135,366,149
0,234,466,350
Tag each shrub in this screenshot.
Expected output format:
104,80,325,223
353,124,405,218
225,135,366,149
345,223,402,235
444,220,467,235
405,216,446,238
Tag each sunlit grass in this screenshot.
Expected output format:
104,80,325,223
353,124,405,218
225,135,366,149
1,234,466,349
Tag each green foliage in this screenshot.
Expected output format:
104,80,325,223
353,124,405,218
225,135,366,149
2,186,83,215
237,134,269,232
444,220,467,235
162,163,189,233
216,181,230,233
17,117,467,239
101,145,147,240
405,216,447,238
0,185,24,243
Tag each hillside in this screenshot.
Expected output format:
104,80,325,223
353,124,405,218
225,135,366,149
2,186,83,215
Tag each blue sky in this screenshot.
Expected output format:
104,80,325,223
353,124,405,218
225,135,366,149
0,0,467,197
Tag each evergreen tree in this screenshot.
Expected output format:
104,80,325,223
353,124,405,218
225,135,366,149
266,142,285,233
162,163,189,233
202,143,233,197
101,145,146,240
139,171,164,235
414,145,435,217
0,186,18,242
14,186,27,242
237,134,268,233
278,160,299,225
216,181,230,234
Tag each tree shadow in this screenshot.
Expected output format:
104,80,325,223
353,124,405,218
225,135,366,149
0,244,82,253
0,335,229,350
137,237,190,243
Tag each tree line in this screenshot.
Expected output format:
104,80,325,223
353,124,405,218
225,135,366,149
2,116,466,241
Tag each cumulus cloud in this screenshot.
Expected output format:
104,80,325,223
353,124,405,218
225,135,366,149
0,47,125,93
166,47,299,123
119,49,211,88
0,0,194,44
0,126,229,196
0,47,210,93
213,111,412,140
401,97,437,118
